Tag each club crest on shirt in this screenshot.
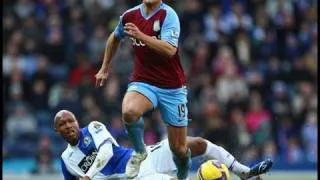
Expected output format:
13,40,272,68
153,20,161,32
83,136,91,146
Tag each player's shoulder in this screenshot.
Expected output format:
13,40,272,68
161,3,179,17
122,4,142,17
88,121,106,133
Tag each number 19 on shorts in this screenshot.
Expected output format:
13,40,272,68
177,104,186,118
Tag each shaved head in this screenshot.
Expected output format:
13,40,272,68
54,110,76,128
54,110,80,146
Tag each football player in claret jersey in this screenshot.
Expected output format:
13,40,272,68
95,0,190,179
55,110,273,180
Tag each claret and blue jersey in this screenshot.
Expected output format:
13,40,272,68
114,2,186,89
112,2,189,127
114,2,180,47
60,121,133,179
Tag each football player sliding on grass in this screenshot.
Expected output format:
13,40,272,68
55,110,273,180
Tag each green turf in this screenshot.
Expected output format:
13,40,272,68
190,171,317,180
2,171,317,180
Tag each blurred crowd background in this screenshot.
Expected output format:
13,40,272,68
3,0,317,175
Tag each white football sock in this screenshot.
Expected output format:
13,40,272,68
203,140,250,177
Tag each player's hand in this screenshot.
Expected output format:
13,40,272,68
124,23,144,39
80,176,91,180
95,69,109,87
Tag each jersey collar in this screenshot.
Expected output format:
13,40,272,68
140,1,163,20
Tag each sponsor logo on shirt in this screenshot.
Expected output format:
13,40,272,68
78,150,98,173
130,36,158,47
130,37,146,47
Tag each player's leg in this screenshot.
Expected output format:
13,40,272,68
123,82,158,178
146,137,247,176
186,137,249,176
186,137,273,179
122,92,152,153
167,126,191,180
157,87,191,180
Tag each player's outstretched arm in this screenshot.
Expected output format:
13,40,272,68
81,142,114,180
101,32,120,72
81,121,118,179
95,32,120,87
124,22,177,58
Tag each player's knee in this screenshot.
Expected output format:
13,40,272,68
170,144,188,157
193,137,207,150
122,107,141,123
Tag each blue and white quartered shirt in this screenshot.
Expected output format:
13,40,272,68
60,121,133,180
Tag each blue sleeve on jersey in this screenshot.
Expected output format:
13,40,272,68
61,159,77,180
114,16,126,40
161,8,180,47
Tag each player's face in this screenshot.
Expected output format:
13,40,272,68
55,113,80,144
